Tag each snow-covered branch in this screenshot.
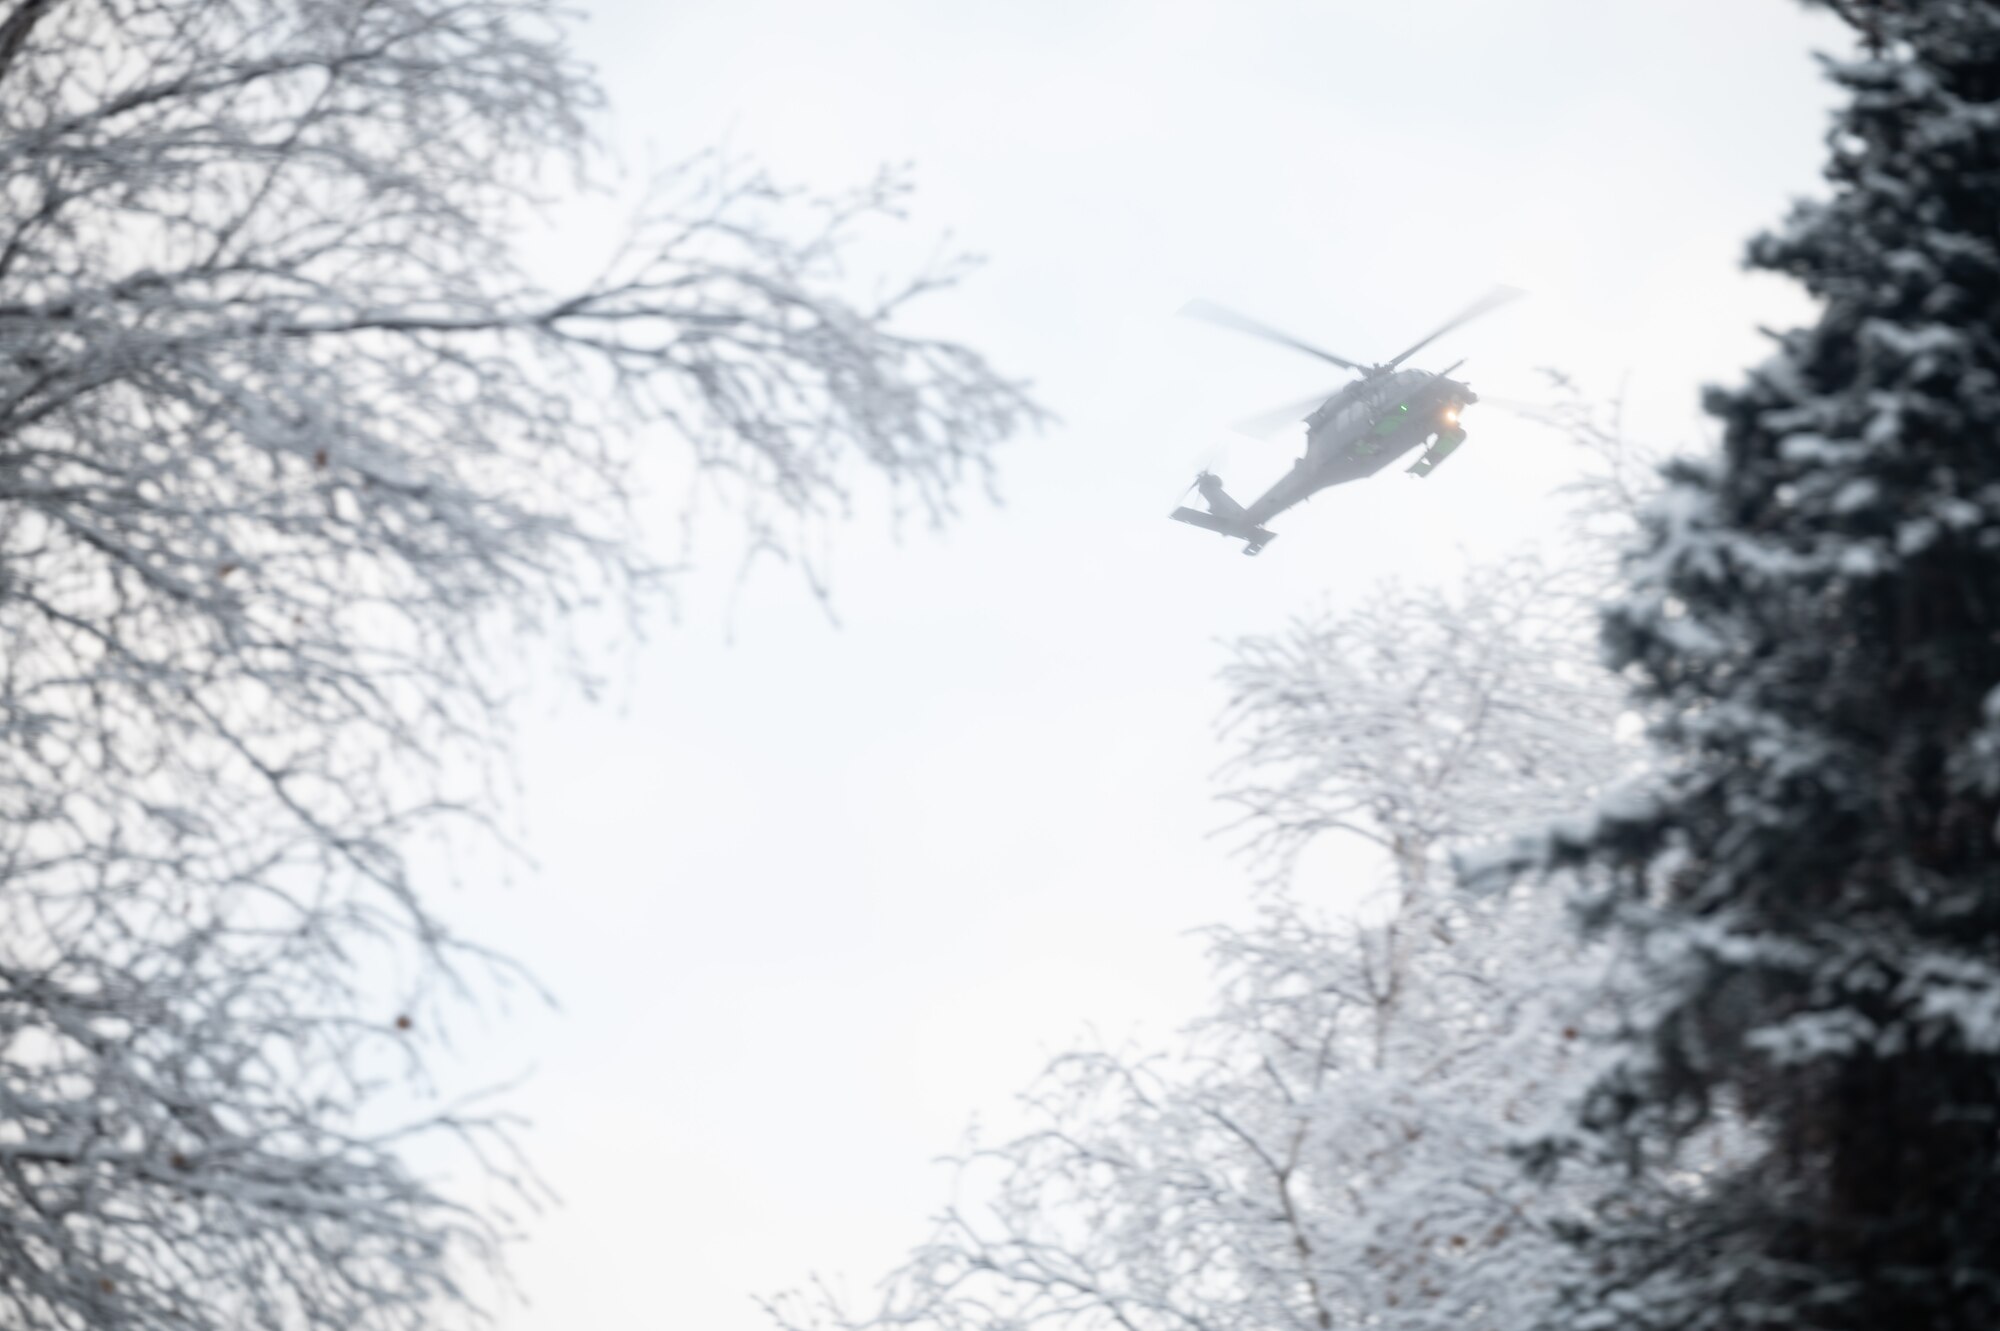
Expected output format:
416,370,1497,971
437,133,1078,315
768,552,1700,1331
0,1,1039,1326
1216,557,1630,886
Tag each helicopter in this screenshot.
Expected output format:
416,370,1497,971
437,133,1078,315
1169,285,1523,555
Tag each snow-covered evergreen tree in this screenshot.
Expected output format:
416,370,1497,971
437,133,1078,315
1509,3,2000,1326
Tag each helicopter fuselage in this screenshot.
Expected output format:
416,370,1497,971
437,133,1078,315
1239,369,1475,526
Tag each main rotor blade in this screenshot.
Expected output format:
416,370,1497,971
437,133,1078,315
1179,299,1366,372
1386,286,1524,371
1232,388,1338,439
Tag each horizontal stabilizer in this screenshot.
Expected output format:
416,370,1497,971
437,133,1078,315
1170,506,1278,554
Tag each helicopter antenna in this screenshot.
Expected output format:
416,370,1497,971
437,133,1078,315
1178,299,1367,372
1385,286,1524,371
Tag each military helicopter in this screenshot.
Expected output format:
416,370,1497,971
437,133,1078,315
1169,286,1523,554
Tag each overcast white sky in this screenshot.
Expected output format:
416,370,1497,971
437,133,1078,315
440,3,1849,1327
